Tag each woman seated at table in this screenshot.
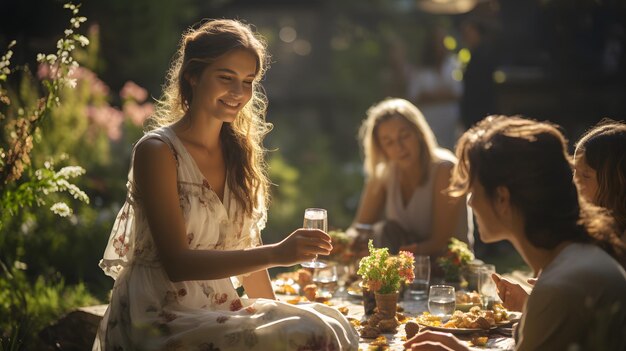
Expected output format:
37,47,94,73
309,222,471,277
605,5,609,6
495,119,626,313
405,116,626,351
349,98,473,259
575,119,626,242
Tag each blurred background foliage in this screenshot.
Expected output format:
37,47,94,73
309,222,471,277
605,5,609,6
1,0,625,348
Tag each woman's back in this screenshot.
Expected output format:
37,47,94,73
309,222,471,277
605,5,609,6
518,243,626,351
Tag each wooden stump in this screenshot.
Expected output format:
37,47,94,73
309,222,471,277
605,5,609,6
39,304,107,350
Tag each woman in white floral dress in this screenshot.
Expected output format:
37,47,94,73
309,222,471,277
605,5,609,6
93,19,359,351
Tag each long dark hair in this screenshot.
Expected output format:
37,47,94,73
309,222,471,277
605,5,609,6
576,119,626,237
448,115,626,266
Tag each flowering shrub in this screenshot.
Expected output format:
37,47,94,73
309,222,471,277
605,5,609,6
437,238,474,282
0,2,91,224
357,240,415,294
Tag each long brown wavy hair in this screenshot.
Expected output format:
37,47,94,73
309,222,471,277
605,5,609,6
149,19,272,214
575,119,626,238
448,115,626,267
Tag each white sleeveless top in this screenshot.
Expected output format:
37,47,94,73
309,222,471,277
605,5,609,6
384,148,473,246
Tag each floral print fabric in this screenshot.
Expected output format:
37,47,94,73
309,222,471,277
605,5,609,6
93,127,358,350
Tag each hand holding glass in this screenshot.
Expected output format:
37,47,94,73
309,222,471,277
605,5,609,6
300,208,328,269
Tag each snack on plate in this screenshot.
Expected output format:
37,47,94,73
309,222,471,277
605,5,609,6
347,317,361,328
491,303,510,323
297,268,313,287
285,296,302,305
303,284,318,302
337,306,349,315
396,312,408,323
274,283,297,295
404,321,420,339
369,335,388,347
444,307,495,330
471,335,489,347
347,280,363,296
360,325,381,339
456,290,482,304
415,312,443,327
377,317,399,333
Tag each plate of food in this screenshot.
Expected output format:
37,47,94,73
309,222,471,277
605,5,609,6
415,308,498,335
346,280,363,299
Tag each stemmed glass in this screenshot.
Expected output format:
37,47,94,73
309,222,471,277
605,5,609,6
300,208,328,269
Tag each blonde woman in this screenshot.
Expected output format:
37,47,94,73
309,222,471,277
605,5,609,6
94,19,358,350
350,98,472,261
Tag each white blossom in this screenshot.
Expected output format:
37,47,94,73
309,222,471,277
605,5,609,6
75,35,89,47
50,202,72,217
56,165,85,178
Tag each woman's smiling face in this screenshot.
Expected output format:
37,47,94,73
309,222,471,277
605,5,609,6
189,48,257,123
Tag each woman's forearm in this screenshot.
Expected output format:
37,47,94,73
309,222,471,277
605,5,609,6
163,244,278,282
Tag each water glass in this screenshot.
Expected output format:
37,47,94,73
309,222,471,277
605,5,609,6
407,255,430,300
428,285,456,317
478,264,500,309
313,263,338,296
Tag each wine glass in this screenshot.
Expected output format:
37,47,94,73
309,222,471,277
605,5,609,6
300,208,328,269
428,285,456,318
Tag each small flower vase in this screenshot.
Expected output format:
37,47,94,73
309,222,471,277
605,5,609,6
374,291,399,319
362,285,377,315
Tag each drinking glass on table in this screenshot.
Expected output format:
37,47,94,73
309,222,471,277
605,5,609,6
313,263,338,296
428,285,456,317
407,255,430,301
301,208,328,269
478,264,500,309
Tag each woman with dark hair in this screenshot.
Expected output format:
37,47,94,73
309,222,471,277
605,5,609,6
93,19,358,350
575,119,626,242
405,116,626,351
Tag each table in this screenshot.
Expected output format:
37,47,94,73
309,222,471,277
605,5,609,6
282,292,516,351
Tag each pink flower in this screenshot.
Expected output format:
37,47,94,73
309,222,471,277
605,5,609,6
37,63,51,79
120,81,148,102
85,105,123,141
399,250,414,260
123,101,154,126
69,67,110,97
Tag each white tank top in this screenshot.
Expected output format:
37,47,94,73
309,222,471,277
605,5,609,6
383,148,473,245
